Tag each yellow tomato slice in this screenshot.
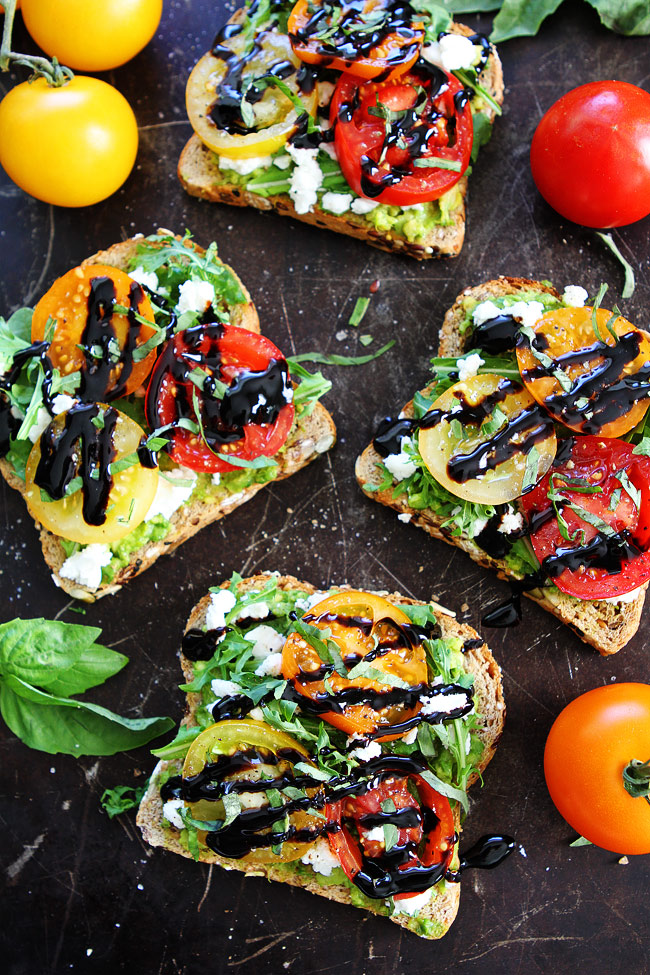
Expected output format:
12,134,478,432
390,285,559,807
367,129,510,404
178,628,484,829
32,263,157,398
418,373,557,505
515,306,650,438
183,720,320,863
282,591,427,739
24,405,158,544
186,23,318,159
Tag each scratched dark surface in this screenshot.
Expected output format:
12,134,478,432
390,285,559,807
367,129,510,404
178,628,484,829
1,1,650,973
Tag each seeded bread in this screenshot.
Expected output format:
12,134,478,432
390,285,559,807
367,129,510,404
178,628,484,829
0,234,336,602
137,573,505,940
355,277,647,655
177,23,504,260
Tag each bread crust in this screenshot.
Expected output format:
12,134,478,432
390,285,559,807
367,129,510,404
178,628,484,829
0,233,336,601
356,277,647,655
137,574,505,939
178,22,504,260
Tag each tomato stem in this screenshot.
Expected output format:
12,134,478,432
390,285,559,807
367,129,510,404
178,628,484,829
0,0,74,85
622,757,650,803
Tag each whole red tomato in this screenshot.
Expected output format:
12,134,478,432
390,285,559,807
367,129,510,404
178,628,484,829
544,683,650,855
530,81,650,228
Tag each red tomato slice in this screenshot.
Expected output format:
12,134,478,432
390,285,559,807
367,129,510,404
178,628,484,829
145,323,295,474
520,436,650,599
288,0,424,82
330,65,472,206
326,772,455,899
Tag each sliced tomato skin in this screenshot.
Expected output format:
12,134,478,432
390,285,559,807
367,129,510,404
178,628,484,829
288,0,424,82
520,436,650,599
326,773,455,898
331,66,472,205
145,323,295,474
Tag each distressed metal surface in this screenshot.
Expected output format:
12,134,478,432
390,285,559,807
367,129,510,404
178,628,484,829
1,1,649,973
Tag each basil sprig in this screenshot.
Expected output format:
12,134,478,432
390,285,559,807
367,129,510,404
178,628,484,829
0,619,173,756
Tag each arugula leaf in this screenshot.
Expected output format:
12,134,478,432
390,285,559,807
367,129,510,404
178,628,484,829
100,783,148,818
345,660,410,689
596,232,636,298
383,823,399,851
349,296,370,327
287,340,395,367
0,675,173,756
133,234,247,307
569,835,593,847
419,767,469,812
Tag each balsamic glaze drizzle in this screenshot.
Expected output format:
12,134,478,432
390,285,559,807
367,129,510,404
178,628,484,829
145,322,292,454
79,277,146,402
0,341,53,457
34,403,119,526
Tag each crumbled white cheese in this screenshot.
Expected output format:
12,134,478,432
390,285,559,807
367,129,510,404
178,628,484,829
300,837,341,876
350,738,382,761
162,798,184,830
59,543,113,590
274,153,292,170
218,153,273,175
319,141,338,161
283,385,294,404
177,279,215,315
205,589,237,630
129,266,159,291
211,472,221,486
472,300,502,327
420,692,471,716
350,197,379,215
498,507,524,535
392,888,433,916
254,652,283,677
235,600,270,621
422,33,478,72
245,624,285,658
145,466,197,522
402,727,418,745
457,353,484,382
603,586,643,605
469,517,488,538
28,394,77,443
295,590,330,611
320,191,353,215
562,285,588,307
472,299,544,332
249,707,265,721
287,145,324,214
397,512,412,523
210,677,242,698
384,436,417,481
363,826,385,844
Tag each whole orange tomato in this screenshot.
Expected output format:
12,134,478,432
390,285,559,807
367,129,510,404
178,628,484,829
21,0,162,71
544,683,650,855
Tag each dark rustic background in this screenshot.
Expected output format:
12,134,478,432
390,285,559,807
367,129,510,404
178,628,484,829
1,1,649,973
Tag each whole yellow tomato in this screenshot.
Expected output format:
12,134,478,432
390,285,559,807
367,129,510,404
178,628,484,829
20,0,162,71
0,76,138,206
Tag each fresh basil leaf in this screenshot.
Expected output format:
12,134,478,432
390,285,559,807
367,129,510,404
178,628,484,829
349,296,370,327
413,156,462,171
216,453,278,470
419,767,468,812
151,723,202,760
490,0,564,43
287,340,394,367
1,675,173,756
633,438,650,456
222,793,243,826
381,798,397,814
585,0,650,35
383,823,399,852
595,232,636,298
345,660,409,689
569,835,593,847
522,444,540,492
100,783,147,818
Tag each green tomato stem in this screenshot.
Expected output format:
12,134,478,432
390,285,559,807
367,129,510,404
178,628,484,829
0,0,73,84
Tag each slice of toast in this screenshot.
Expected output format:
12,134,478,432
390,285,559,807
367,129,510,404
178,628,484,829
0,234,336,601
356,277,647,655
137,573,506,940
178,21,504,260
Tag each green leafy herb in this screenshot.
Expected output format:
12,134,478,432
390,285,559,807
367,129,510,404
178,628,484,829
287,340,395,367
348,296,371,327
413,156,462,171
590,282,609,342
419,767,468,813
292,619,348,677
569,835,593,847
216,453,278,470
596,232,636,299
345,660,410,689
383,823,399,851
0,618,173,756
100,783,148,818
522,444,540,492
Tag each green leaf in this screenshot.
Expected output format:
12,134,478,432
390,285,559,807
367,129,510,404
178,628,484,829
383,823,399,852
381,798,397,814
419,767,469,812
100,783,147,818
216,453,278,470
348,296,370,327
469,110,495,163
569,835,593,847
584,0,650,34
133,234,247,307
522,444,540,492
287,340,395,367
633,438,650,456
0,618,124,694
622,758,650,799
0,676,173,757
345,660,410,689
414,156,462,171
222,793,243,825
490,0,564,43
595,232,636,298
151,723,202,760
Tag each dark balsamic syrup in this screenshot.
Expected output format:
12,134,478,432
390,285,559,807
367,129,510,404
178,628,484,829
79,276,146,402
0,341,53,457
446,834,515,882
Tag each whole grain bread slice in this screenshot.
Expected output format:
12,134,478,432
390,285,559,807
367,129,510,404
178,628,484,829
0,234,336,601
356,277,647,655
137,573,505,940
178,23,504,260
